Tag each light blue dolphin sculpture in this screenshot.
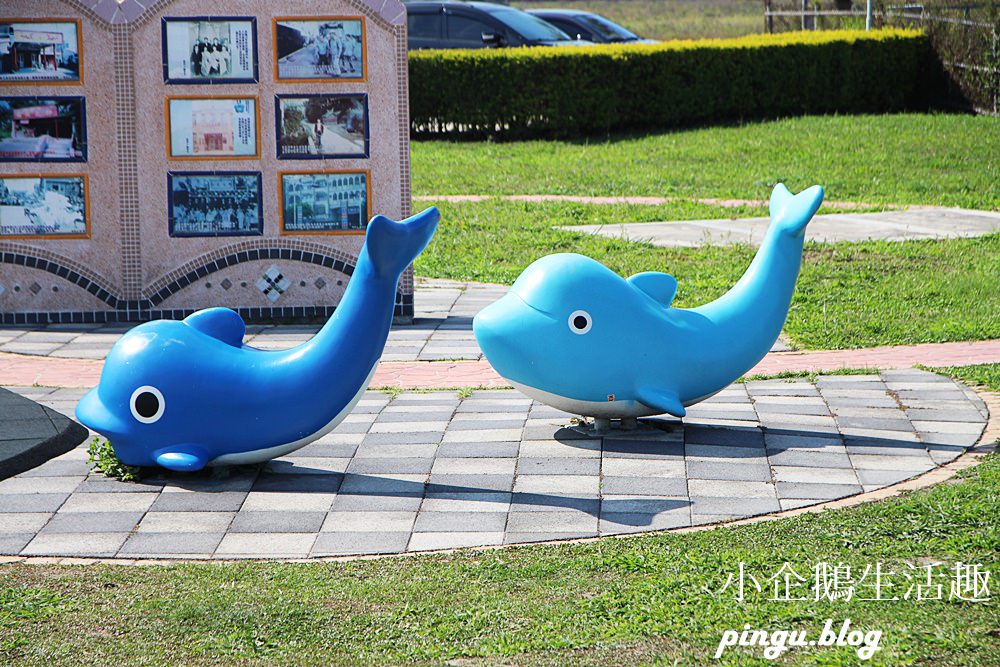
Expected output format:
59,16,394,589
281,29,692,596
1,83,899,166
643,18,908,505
75,207,439,472
473,184,823,420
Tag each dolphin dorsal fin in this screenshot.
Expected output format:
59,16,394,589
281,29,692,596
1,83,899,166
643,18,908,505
627,272,678,307
183,308,246,347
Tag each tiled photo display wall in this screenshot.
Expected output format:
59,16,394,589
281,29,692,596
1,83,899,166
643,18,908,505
0,0,412,325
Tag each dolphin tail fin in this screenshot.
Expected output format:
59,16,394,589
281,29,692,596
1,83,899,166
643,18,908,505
769,183,824,237
364,206,440,280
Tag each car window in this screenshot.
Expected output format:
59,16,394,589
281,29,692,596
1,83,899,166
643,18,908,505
446,14,496,47
408,12,442,40
544,17,590,41
577,15,639,41
488,8,571,42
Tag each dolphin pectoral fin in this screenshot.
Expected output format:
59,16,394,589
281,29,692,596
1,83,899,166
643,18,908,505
183,308,246,347
155,448,209,472
627,272,678,307
769,183,824,237
635,387,686,418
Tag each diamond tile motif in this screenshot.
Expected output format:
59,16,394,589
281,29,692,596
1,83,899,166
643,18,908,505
256,265,291,303
29,283,41,295
220,278,233,290
315,277,327,290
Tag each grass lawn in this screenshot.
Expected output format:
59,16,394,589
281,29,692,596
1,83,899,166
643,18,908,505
414,198,1000,349
411,113,1000,210
2,367,996,666
410,113,1000,349
510,0,763,41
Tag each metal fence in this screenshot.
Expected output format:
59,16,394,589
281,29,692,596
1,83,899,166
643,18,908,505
764,1,1000,113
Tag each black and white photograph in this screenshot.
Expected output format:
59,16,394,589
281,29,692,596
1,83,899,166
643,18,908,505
168,172,262,237
276,94,368,159
0,20,82,83
274,18,364,81
162,17,257,83
0,96,86,161
0,174,87,238
280,171,369,233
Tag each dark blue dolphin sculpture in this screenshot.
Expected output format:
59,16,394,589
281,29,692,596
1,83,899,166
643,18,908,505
76,207,439,471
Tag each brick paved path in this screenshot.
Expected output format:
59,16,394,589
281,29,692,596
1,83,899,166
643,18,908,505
3,339,998,390
0,370,988,559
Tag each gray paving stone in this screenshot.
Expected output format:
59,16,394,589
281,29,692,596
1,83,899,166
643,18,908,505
0,512,52,533
428,474,514,493
150,492,248,512
19,458,90,477
601,477,687,496
251,473,342,493
776,482,864,500
330,493,424,512
0,534,32,554
602,440,684,459
41,511,144,534
121,532,224,557
600,496,688,514
685,426,763,447
754,404,831,416
507,510,597,534
312,531,411,556
407,532,504,551
765,448,853,468
849,454,936,471
446,418,526,431
74,478,164,493
0,493,69,512
431,458,516,475
322,511,416,533
836,417,915,432
338,474,425,495
414,511,508,532
686,460,772,482
600,511,690,533
347,458,434,474
137,512,235,533
229,511,326,533
690,496,780,515
22,532,129,557
362,431,443,446
516,458,601,476
294,443,360,458
216,533,316,558
510,493,600,513
375,410,456,423
0,476,84,494
353,443,439,459
436,441,520,458
854,469,921,486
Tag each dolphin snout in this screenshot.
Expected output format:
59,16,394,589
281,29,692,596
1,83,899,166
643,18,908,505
474,294,554,384
75,388,129,439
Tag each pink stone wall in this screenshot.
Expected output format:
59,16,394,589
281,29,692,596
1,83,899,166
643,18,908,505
0,0,412,323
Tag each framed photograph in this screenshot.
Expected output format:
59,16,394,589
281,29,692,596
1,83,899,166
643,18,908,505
0,173,88,238
165,96,259,160
273,17,365,82
279,170,370,234
161,17,258,84
0,96,86,162
167,171,262,237
0,19,82,84
276,94,368,159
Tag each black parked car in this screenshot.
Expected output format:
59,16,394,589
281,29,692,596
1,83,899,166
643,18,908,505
406,1,592,49
527,9,656,44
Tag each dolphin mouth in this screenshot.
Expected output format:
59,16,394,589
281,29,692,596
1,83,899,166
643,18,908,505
75,388,130,438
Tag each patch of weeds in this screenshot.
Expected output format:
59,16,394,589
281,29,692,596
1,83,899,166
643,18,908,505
457,387,475,400
0,587,70,621
378,386,405,400
86,436,142,482
737,367,877,383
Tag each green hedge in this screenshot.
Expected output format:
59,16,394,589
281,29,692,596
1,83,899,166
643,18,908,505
408,29,937,137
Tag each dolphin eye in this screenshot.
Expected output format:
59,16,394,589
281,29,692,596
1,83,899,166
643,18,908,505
130,386,165,424
568,310,592,334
